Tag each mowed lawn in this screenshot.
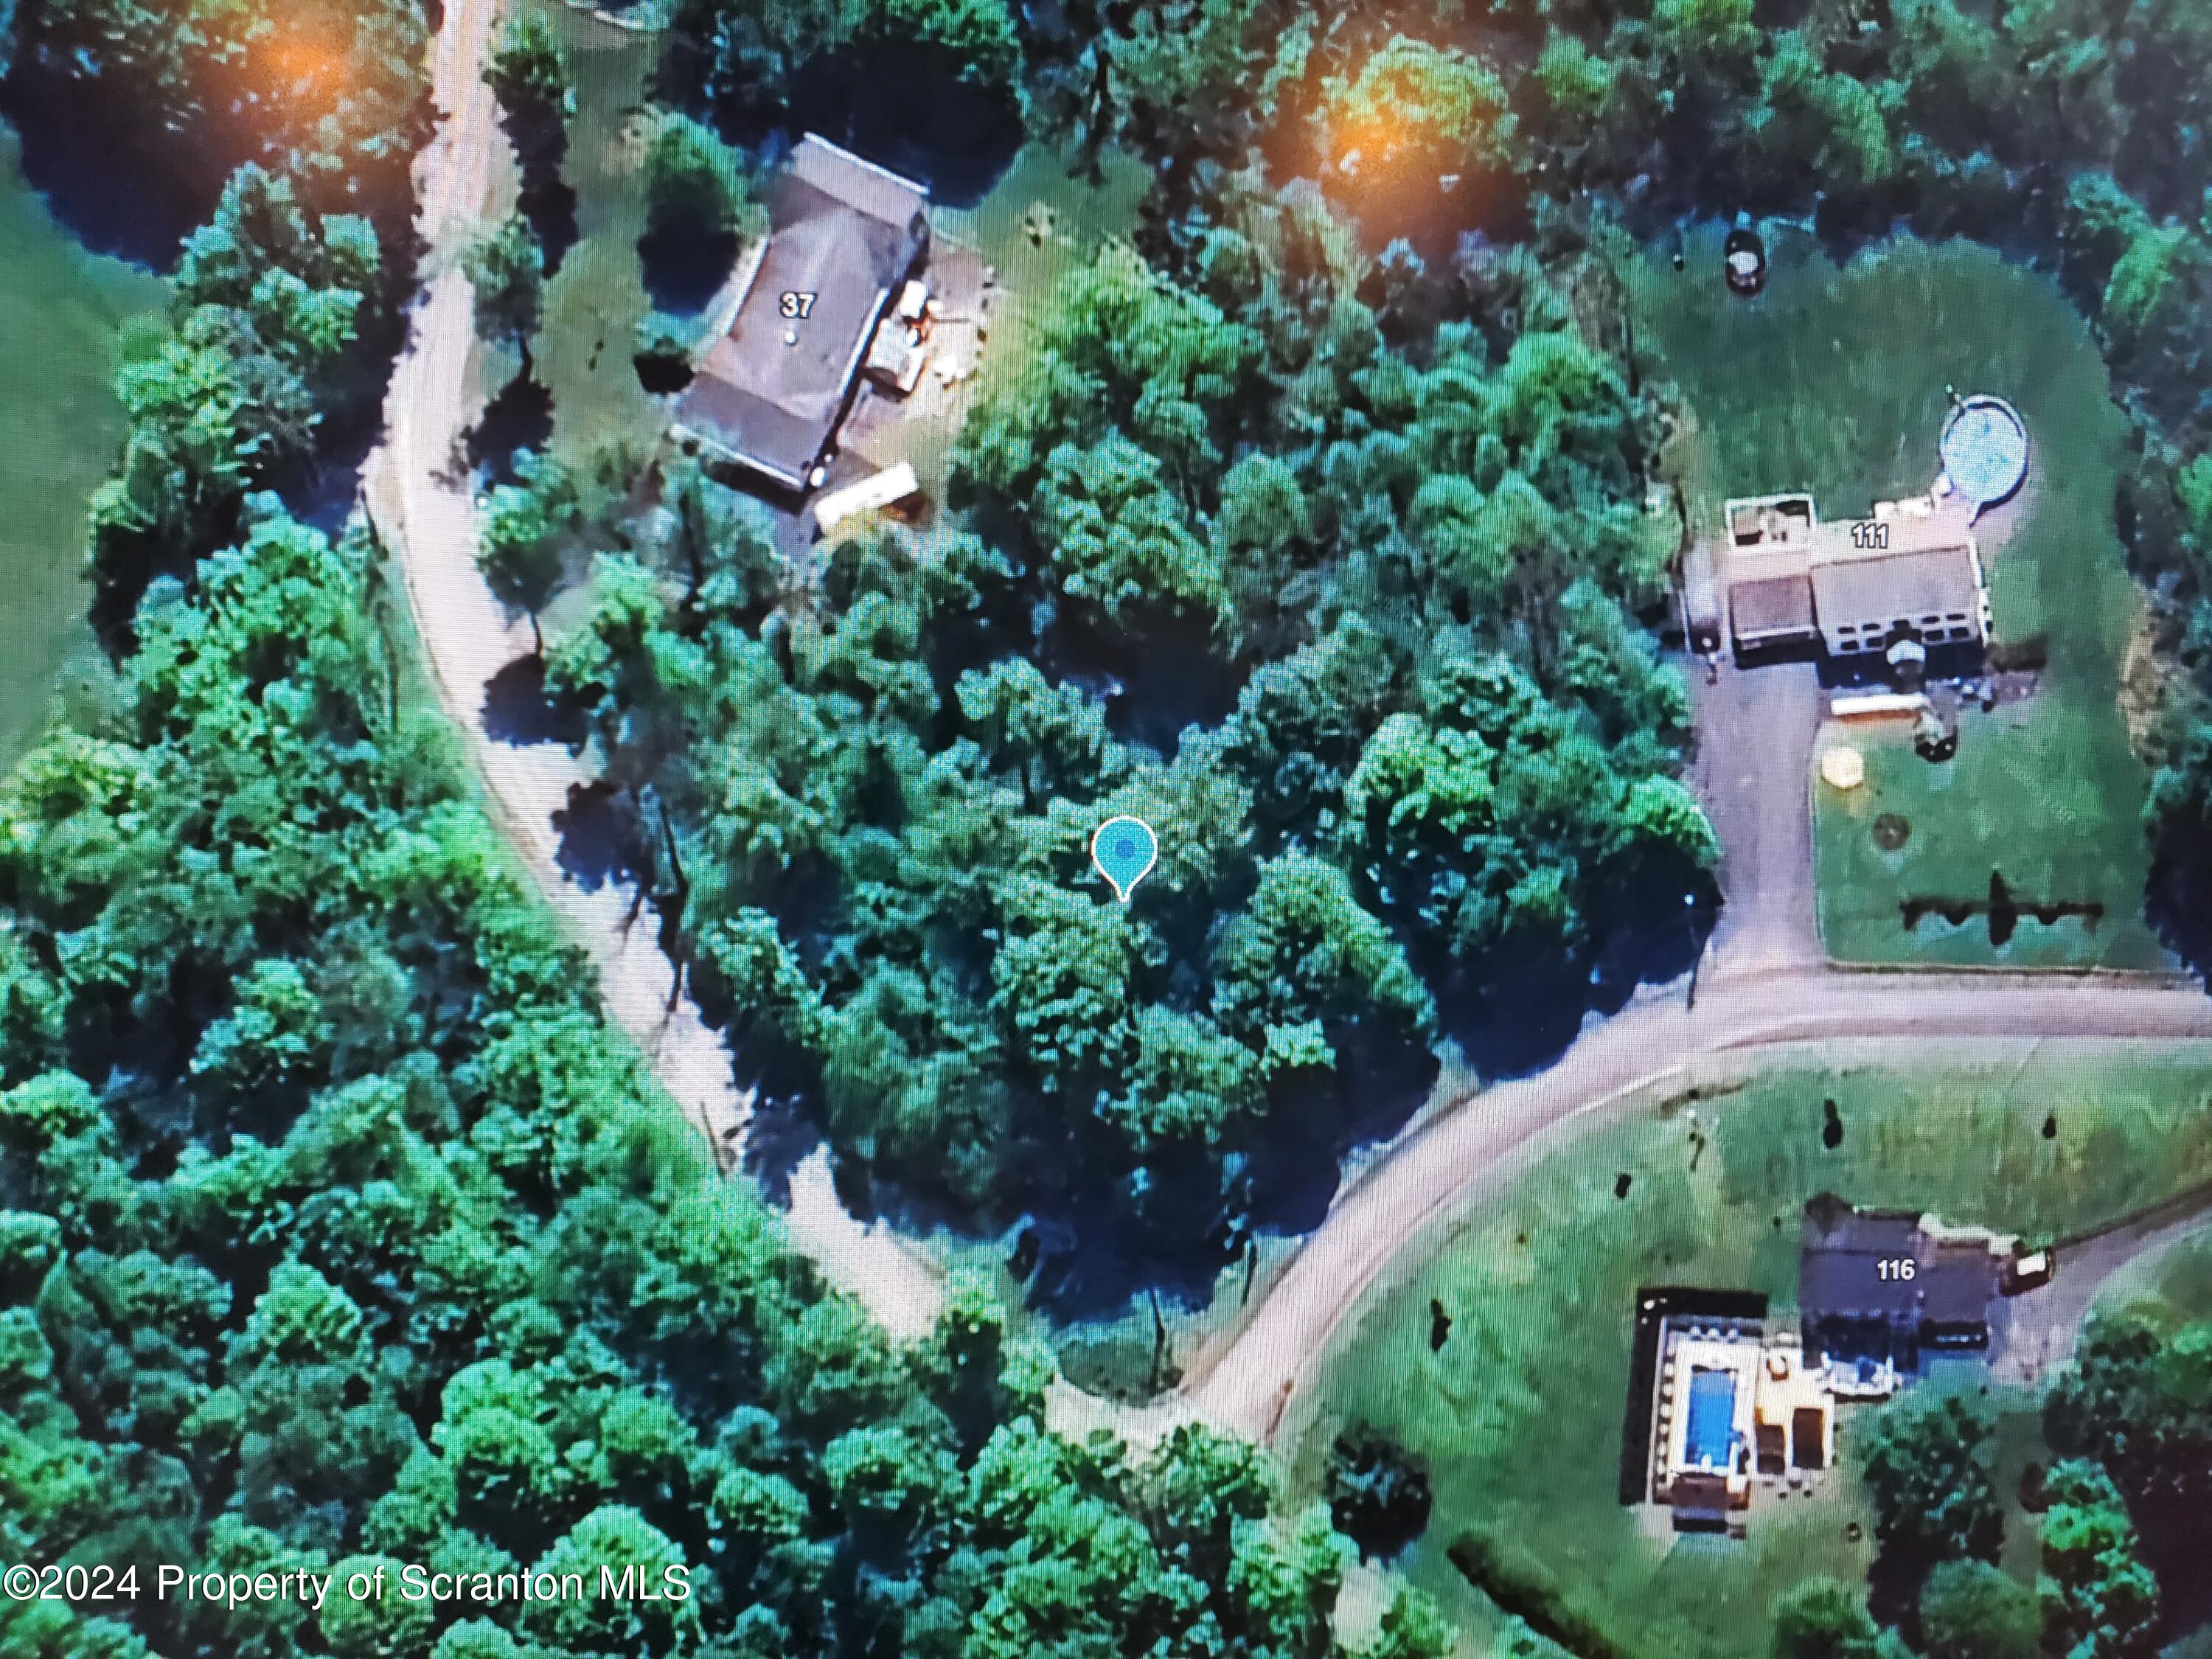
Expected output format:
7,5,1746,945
0,124,167,771
525,0,667,470
1300,1047,2212,1659
933,140,1151,324
1634,231,2161,969
2096,1225,2212,1338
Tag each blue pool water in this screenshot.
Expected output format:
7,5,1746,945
1941,397,2029,508
1684,1368,1737,1468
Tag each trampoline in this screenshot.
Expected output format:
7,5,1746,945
1939,395,2029,512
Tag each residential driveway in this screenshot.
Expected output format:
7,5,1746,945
1691,656,1825,976
1989,1190,2212,1386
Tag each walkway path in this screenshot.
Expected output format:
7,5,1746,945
363,0,945,1340
368,0,2212,1453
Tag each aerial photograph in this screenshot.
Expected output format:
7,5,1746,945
3,0,2212,1656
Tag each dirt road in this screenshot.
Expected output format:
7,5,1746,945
1170,965,2212,1444
365,0,946,1340
370,0,2212,1445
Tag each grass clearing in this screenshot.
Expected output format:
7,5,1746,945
524,1,666,472
935,142,1150,309
1298,1045,2212,1659
1633,229,2160,969
0,123,167,771
2093,1225,2212,1335
933,139,1150,380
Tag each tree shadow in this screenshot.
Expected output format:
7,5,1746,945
0,62,220,265
640,229,737,316
2146,817,2212,983
482,655,585,746
519,170,579,275
635,341,695,396
1022,1192,1247,1321
466,369,554,484
734,1085,819,1206
552,781,644,892
1441,862,1719,1082
1245,1032,1443,1235
1032,598,1250,756
674,46,1023,212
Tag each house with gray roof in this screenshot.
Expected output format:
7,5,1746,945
673,136,930,493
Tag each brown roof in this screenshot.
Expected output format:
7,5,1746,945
1809,545,1980,629
674,136,928,489
1730,571,1816,641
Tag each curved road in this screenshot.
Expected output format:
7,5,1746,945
1172,962,2212,1443
371,0,2212,1451
366,0,947,1338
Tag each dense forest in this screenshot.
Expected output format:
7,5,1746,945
0,20,1457,1659
7,0,2212,1653
545,248,1712,1296
0,510,1451,1659
537,4,1719,1301
549,0,2212,1297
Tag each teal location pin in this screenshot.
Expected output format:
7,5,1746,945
1091,815,1158,903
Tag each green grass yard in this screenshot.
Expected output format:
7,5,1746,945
1300,1047,2212,1659
933,141,1150,317
0,125,167,772
524,1,666,472
1634,231,2161,969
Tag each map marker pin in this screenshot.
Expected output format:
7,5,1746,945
1091,815,1158,904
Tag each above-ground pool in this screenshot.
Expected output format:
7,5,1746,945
1940,394,2030,510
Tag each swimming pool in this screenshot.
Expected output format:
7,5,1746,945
1940,394,2030,509
1684,1368,1739,1469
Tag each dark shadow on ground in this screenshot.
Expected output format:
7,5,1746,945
672,52,1022,212
482,655,586,746
737,1087,817,1206
2146,818,2212,985
0,64,217,265
289,412,386,538
552,781,644,891
636,344,695,396
520,172,579,275
467,369,555,483
1442,865,1719,1083
641,229,737,315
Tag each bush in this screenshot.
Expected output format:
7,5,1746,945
1325,1431,1433,1560
642,113,749,248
